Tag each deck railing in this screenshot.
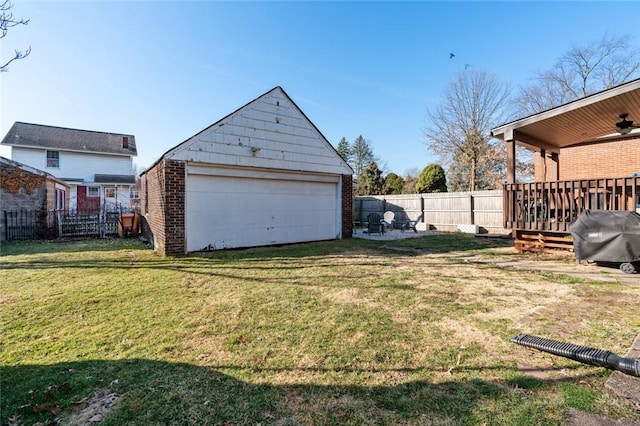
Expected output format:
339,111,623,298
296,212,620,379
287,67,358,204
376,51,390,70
503,176,640,233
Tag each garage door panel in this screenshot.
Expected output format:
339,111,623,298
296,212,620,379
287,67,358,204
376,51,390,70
186,175,339,251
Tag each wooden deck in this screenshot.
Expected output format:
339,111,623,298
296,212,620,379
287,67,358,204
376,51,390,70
504,176,640,252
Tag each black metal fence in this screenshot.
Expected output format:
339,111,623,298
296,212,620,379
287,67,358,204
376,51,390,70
3,209,121,241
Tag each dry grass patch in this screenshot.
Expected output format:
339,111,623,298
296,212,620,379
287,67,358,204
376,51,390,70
1,237,639,425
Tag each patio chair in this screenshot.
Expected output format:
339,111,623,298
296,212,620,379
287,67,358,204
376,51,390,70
402,212,424,233
367,213,384,235
382,211,395,231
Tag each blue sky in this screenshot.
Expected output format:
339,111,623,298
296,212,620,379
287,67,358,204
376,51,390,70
1,1,639,176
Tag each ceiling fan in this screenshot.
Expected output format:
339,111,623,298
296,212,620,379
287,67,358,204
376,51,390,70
615,113,639,135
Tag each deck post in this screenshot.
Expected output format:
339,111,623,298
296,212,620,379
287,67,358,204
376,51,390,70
506,137,516,184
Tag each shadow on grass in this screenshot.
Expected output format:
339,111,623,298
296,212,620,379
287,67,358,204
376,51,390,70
2,359,598,426
0,233,513,259
0,238,151,256
383,233,515,253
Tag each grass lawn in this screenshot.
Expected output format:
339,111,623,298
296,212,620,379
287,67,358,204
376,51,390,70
1,235,639,425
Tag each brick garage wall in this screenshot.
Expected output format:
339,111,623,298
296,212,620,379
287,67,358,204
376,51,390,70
540,137,640,180
341,174,353,238
164,160,186,254
140,162,165,254
140,159,186,256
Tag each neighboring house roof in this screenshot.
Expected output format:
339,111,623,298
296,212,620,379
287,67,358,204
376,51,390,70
0,156,69,187
491,78,640,152
142,86,353,176
1,122,137,157
94,174,136,184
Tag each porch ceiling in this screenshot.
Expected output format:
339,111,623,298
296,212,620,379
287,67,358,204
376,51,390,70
491,79,640,152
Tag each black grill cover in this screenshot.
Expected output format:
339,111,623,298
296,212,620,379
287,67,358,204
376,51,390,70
569,211,640,262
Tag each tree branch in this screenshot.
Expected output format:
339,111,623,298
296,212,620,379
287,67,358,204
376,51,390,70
0,0,30,71
0,45,30,72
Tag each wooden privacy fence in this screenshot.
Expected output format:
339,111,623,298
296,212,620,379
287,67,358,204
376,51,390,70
2,209,121,242
355,190,507,234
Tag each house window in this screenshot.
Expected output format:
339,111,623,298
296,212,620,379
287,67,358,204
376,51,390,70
46,150,59,168
130,190,140,200
105,187,116,198
87,186,100,197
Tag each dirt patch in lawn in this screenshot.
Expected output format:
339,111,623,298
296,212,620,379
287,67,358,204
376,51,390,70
59,388,119,426
383,244,639,287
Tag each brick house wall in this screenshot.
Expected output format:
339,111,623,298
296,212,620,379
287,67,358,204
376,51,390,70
140,159,186,256
341,174,353,238
535,137,640,181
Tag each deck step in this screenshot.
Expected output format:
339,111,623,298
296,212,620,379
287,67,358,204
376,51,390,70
515,231,574,253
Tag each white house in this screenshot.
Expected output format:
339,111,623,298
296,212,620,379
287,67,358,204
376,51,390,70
140,86,354,255
1,122,137,212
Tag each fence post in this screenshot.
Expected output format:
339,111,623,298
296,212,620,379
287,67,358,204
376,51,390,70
56,211,62,239
469,193,475,225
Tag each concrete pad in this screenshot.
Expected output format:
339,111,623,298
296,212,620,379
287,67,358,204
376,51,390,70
605,334,640,405
566,409,640,426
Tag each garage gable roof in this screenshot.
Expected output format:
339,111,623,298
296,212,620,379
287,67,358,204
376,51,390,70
157,86,353,176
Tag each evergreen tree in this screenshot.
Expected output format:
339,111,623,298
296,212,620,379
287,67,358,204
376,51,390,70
336,137,352,164
416,164,447,193
351,135,375,177
357,161,384,195
383,172,404,195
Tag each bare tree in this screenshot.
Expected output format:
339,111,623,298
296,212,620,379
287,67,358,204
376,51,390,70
402,167,420,194
1,0,30,72
423,70,511,191
516,33,640,115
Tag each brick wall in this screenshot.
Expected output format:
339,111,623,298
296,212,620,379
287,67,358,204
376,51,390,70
535,137,640,181
164,160,186,254
0,186,47,242
342,174,353,238
140,159,186,256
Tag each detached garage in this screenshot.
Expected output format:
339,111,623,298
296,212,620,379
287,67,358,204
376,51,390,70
140,87,353,255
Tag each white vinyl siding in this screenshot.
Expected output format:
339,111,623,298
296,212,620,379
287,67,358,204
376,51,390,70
12,147,133,183
168,88,352,176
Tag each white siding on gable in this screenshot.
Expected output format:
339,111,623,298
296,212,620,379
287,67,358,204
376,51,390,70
169,88,352,175
12,147,133,182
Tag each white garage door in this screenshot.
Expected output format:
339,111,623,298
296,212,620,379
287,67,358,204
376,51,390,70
185,174,340,251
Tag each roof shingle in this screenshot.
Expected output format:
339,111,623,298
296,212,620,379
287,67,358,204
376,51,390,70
1,122,137,156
